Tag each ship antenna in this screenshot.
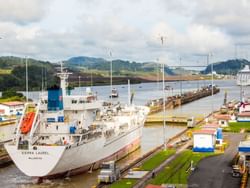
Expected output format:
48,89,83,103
109,51,113,102
57,62,72,96
25,56,29,103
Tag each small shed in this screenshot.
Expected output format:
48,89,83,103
193,129,217,152
214,114,232,127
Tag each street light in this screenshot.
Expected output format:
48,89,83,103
25,56,29,103
159,35,167,151
194,53,214,114
109,51,113,101
78,76,81,88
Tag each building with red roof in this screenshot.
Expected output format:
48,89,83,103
237,112,250,122
0,101,24,116
214,114,233,127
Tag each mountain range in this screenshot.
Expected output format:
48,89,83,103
0,55,249,91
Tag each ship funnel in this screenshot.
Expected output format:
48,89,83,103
47,86,63,111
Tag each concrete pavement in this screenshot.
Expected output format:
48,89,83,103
188,133,245,188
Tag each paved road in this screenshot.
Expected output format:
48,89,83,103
188,133,244,188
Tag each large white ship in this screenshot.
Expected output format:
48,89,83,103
4,67,149,178
237,65,250,86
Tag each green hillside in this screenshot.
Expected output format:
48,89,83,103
202,59,250,75
66,56,175,76
0,56,58,91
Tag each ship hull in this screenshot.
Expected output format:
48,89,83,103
5,126,142,177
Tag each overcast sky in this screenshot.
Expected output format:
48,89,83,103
0,0,250,66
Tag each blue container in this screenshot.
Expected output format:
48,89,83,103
70,126,76,134
217,128,223,139
47,87,63,111
47,118,55,122
58,116,64,122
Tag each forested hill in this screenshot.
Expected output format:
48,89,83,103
66,56,175,75
202,59,250,75
0,56,58,91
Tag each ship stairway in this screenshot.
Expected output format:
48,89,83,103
16,102,40,148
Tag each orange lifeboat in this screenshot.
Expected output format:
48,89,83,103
20,112,35,134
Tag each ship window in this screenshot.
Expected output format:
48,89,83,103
72,100,77,104
79,100,86,104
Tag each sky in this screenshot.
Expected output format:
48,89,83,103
0,0,250,67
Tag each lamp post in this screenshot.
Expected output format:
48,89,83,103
25,56,29,103
194,53,214,114
159,35,167,151
109,51,113,102
179,57,182,95
78,76,81,88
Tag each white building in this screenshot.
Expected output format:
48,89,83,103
193,129,216,152
239,102,250,113
238,140,250,169
0,101,24,116
214,114,232,127
237,65,250,86
237,112,250,122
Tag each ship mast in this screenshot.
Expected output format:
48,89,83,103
57,62,72,96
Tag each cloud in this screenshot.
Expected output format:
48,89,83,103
0,0,248,64
192,0,250,36
0,0,50,25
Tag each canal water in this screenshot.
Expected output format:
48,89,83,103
0,79,249,188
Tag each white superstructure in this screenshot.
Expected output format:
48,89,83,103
237,65,250,86
5,67,149,178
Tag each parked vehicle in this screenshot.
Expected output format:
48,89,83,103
98,161,120,183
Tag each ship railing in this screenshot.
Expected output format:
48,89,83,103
29,103,40,141
15,102,30,138
32,130,103,147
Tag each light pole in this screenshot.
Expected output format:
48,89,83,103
210,54,214,114
194,53,214,114
78,76,81,88
25,56,29,103
159,35,167,151
162,63,167,151
109,51,113,102
179,57,182,95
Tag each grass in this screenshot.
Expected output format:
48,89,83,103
0,96,24,102
0,96,25,102
110,179,137,188
0,69,11,75
149,150,218,185
223,122,250,133
109,149,175,187
140,149,176,171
